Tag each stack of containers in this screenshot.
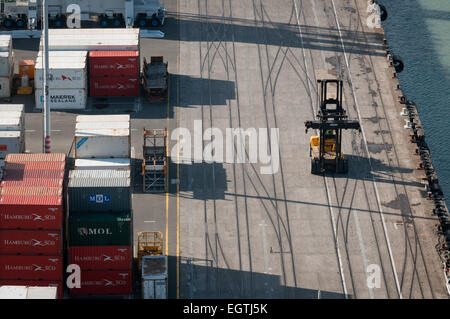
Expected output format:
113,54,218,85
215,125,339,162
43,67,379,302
0,153,66,299
68,115,132,297
0,35,13,98
35,51,88,110
89,51,140,97
0,104,26,179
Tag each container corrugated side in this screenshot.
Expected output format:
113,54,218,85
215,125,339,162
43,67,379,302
0,76,12,98
0,52,13,77
69,270,132,296
0,118,23,131
0,280,63,299
75,122,130,130
89,76,139,97
68,211,131,246
74,128,130,158
76,115,130,123
68,246,132,270
0,255,63,280
1,169,64,188
0,131,24,158
35,55,87,90
0,186,62,197
35,88,87,110
4,161,65,172
68,177,131,213
5,153,65,163
0,104,24,113
0,230,62,255
68,169,130,180
89,50,139,77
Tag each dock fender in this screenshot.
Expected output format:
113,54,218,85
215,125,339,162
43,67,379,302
393,55,404,73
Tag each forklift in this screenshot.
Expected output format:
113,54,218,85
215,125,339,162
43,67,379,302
305,74,361,174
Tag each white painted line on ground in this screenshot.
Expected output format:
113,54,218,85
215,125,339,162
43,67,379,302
144,220,156,223
331,0,403,299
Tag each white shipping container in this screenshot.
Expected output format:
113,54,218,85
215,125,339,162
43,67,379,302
0,35,12,53
0,52,13,77
0,131,24,158
74,158,131,170
0,117,23,131
37,50,88,58
0,104,24,113
75,122,130,130
26,287,58,299
76,114,130,123
35,88,87,110
0,286,57,299
35,55,87,90
141,255,168,299
74,128,130,159
0,76,11,98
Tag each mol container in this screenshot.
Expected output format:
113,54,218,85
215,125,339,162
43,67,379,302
35,88,87,110
90,76,140,97
89,51,139,77
0,131,24,159
35,52,88,89
0,194,63,230
69,246,132,270
141,255,168,299
74,127,130,158
0,230,62,255
69,269,132,296
68,210,131,246
0,281,62,299
0,255,62,280
74,158,131,171
68,169,131,213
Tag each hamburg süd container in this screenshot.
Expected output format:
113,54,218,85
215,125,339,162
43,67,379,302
74,127,130,158
0,195,63,229
68,210,131,246
89,51,139,77
68,176,131,213
74,158,131,171
5,153,65,163
141,255,168,299
69,269,132,296
35,53,87,90
1,168,64,188
69,245,132,270
90,76,140,97
0,280,63,299
35,88,87,110
0,131,24,158
0,255,63,280
0,230,62,255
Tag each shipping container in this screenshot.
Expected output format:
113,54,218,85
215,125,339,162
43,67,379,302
89,51,139,77
1,169,64,188
0,186,62,197
75,122,130,130
0,76,12,98
68,169,130,180
35,88,87,110
0,280,63,299
35,53,88,90
69,246,132,270
0,255,62,280
0,230,62,255
74,128,130,158
90,76,140,97
0,118,23,131
4,161,65,172
0,195,63,229
0,131,24,158
74,158,131,171
141,255,168,299
0,52,13,77
76,115,130,123
5,153,65,163
0,104,24,113
0,35,12,53
68,210,131,246
69,270,132,296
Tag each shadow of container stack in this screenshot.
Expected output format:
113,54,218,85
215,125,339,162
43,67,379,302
0,153,66,299
68,114,133,297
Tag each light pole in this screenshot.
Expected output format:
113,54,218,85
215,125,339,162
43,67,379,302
42,0,51,153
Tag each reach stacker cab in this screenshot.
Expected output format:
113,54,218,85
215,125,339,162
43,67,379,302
305,71,361,174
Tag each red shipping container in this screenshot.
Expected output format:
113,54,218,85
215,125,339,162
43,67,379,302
0,186,62,197
69,270,132,296
0,230,62,255
4,161,65,172
0,280,63,299
89,51,139,77
0,195,63,229
0,255,63,280
5,153,66,163
69,246,132,270
90,76,140,97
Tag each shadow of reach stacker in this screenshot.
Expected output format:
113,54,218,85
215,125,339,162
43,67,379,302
305,70,361,174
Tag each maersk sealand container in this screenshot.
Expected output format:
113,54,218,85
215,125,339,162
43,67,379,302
68,210,131,246
68,169,131,213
